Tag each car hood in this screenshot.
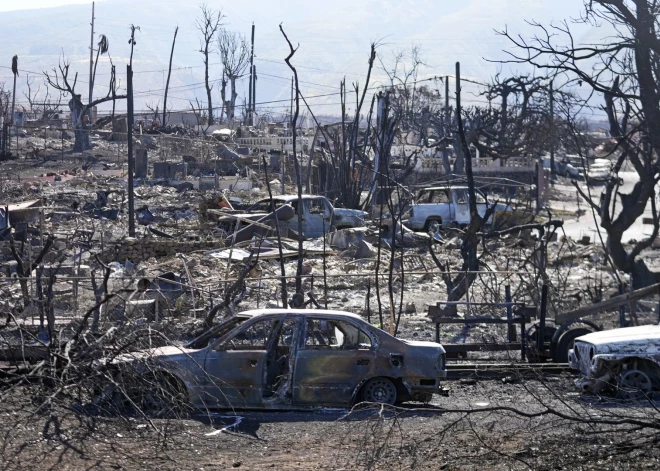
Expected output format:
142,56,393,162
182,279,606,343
114,345,202,363
576,325,660,349
216,212,268,221
333,208,367,217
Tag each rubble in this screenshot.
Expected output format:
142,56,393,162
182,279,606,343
0,113,653,443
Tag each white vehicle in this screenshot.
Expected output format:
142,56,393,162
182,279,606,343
554,159,583,180
586,158,622,185
403,186,511,232
568,325,660,398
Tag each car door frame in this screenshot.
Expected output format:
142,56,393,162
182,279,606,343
303,197,332,239
290,317,377,406
452,189,470,224
202,315,283,408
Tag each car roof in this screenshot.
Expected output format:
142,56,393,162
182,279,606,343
420,186,469,191
258,195,324,202
237,308,364,320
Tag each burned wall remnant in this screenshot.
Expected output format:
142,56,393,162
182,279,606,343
103,237,220,263
153,161,188,180
135,148,148,178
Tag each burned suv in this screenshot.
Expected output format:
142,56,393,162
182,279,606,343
568,325,660,399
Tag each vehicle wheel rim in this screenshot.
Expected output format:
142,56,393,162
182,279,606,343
365,378,396,404
618,369,652,399
137,376,186,416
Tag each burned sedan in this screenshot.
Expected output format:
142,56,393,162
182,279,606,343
568,325,660,399
106,309,447,412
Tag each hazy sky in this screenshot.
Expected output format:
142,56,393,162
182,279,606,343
0,0,94,11
0,0,604,118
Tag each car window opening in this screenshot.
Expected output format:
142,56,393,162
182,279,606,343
305,319,372,350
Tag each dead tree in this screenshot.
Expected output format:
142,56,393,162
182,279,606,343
89,34,109,106
195,4,224,126
145,102,161,123
0,82,11,122
429,64,497,301
218,29,250,124
44,54,126,152
368,91,399,211
9,235,55,310
189,97,210,135
162,26,178,126
23,74,40,116
90,257,112,334
280,25,304,299
312,44,378,209
499,0,660,287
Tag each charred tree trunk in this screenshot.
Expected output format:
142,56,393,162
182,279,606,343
162,26,178,126
70,97,91,152
220,72,227,123
229,75,238,123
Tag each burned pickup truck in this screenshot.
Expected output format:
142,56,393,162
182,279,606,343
568,325,660,399
211,195,367,240
99,309,447,412
403,186,511,232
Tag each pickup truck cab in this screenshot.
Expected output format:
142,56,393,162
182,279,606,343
216,195,367,239
403,186,510,232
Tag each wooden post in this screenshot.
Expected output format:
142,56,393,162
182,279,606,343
618,283,626,327
505,284,515,341
9,56,18,154
538,284,548,352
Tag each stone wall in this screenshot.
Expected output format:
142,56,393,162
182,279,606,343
103,237,222,263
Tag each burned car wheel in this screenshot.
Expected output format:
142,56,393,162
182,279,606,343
362,377,398,405
424,219,441,233
617,369,653,400
555,328,593,363
124,373,190,418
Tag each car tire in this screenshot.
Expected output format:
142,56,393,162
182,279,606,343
555,328,593,363
362,377,398,405
133,373,190,418
616,369,653,400
424,219,441,233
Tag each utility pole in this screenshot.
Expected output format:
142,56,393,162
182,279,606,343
88,1,95,119
9,55,18,155
127,24,138,237
443,75,449,172
549,79,555,180
281,142,285,195
248,23,255,126
252,65,257,123
127,64,135,237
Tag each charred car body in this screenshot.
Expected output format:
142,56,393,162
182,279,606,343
568,325,660,399
212,195,367,239
104,309,447,411
403,186,511,232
